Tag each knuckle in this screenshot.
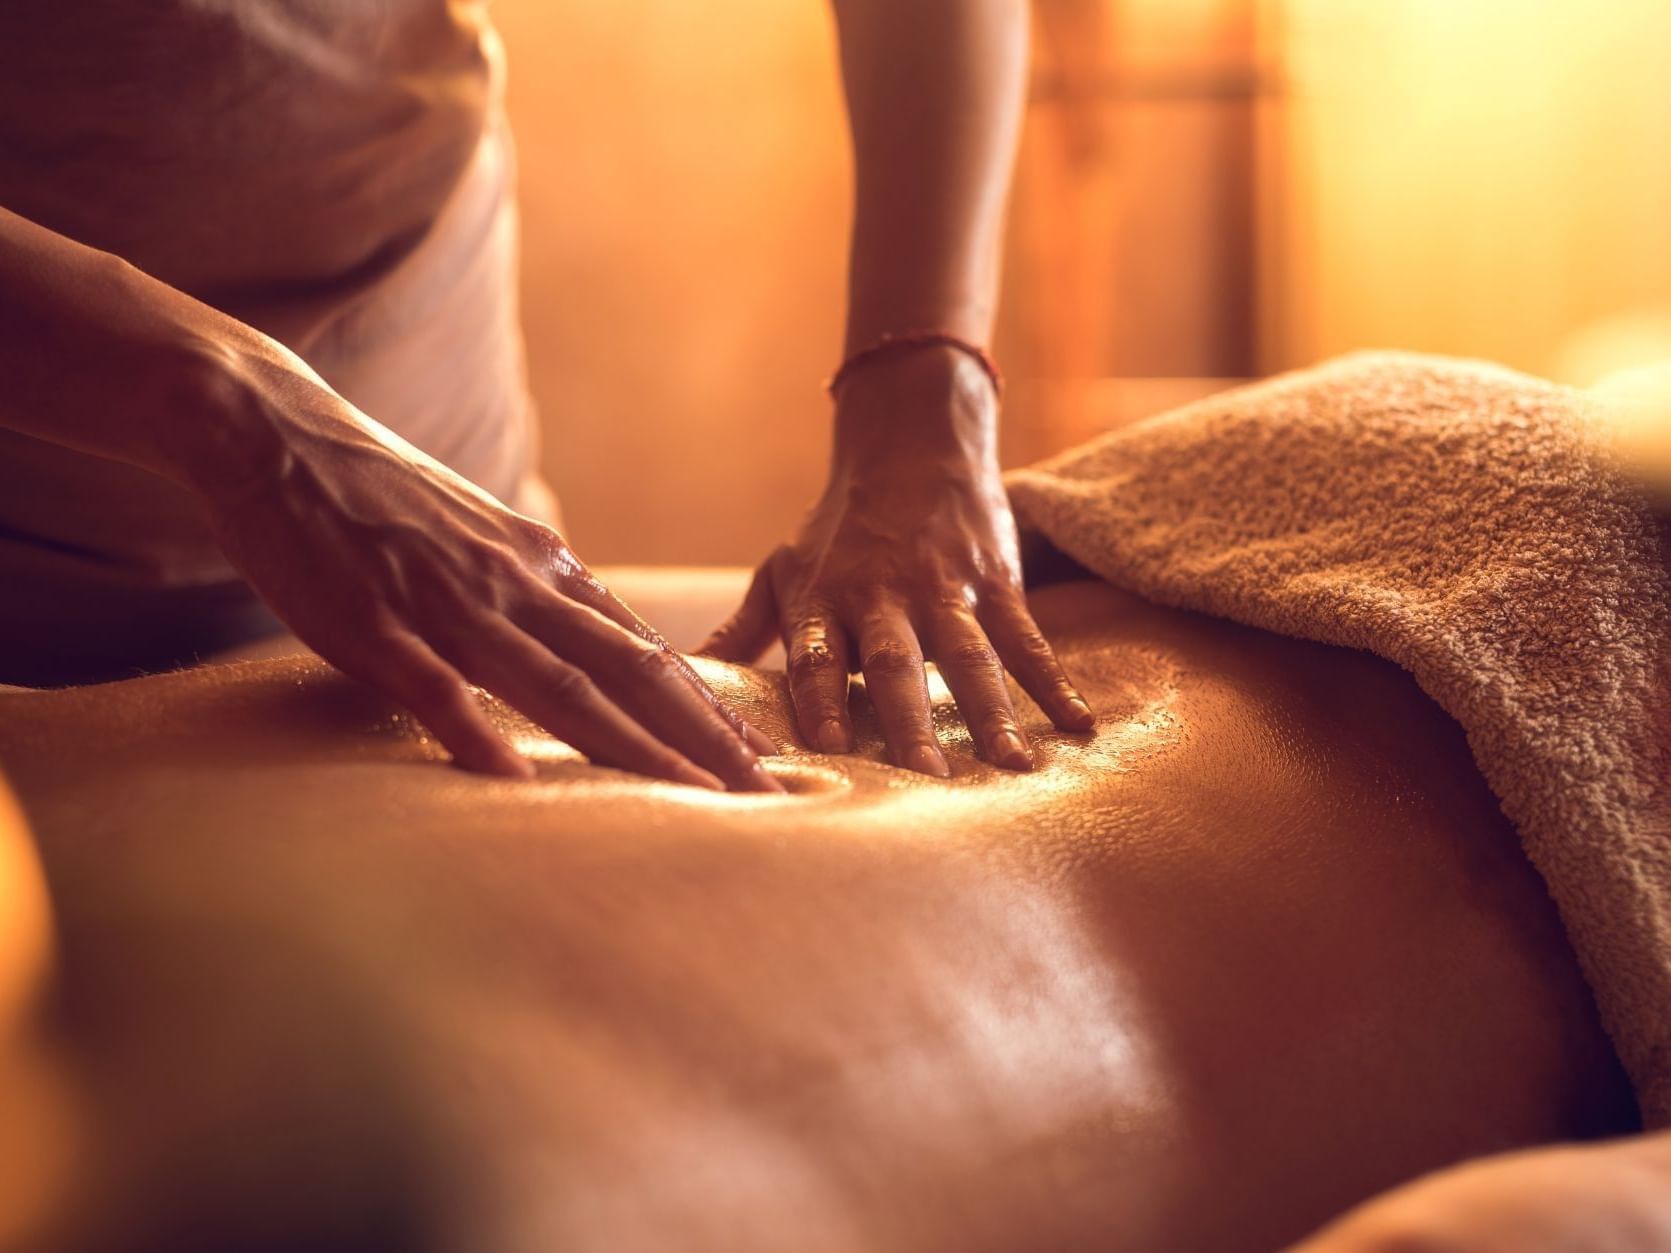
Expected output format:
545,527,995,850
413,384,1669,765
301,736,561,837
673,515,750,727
789,639,840,678
544,662,598,704
630,644,686,685
942,638,999,671
787,604,834,633
862,640,920,676
978,571,1024,602
854,603,897,635
511,514,559,548
1010,628,1059,664
929,587,978,614
528,532,585,584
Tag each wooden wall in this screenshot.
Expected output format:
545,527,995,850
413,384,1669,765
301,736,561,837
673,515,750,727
494,1,847,564
493,0,1262,563
493,0,1670,563
1266,0,1671,381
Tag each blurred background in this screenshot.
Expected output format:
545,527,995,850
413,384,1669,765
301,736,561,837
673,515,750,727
495,0,1671,564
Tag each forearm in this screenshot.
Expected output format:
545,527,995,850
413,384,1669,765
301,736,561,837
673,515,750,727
0,205,288,493
829,0,1029,355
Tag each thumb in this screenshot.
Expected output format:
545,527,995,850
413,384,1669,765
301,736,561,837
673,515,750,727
698,562,777,662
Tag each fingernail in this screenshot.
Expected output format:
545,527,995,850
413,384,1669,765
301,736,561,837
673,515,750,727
815,719,850,754
748,760,787,793
991,729,1033,771
744,723,779,756
1065,695,1095,729
906,743,950,778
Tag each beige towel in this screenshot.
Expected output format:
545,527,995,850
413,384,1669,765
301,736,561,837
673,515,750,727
1007,352,1671,1127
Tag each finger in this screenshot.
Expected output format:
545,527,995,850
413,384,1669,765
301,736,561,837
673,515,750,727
785,607,853,754
926,606,1033,771
856,605,948,777
561,561,777,756
345,631,532,779
559,558,673,648
979,592,1095,732
513,589,783,793
697,561,777,664
603,643,784,793
434,614,726,791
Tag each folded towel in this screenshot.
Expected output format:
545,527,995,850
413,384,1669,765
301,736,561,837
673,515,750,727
1007,351,1671,1127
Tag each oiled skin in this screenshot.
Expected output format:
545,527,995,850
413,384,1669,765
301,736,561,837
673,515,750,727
0,582,1634,1252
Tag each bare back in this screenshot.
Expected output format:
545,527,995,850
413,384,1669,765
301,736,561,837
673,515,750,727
0,583,1633,1252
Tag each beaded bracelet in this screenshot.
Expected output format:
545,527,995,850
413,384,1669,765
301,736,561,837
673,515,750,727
825,330,1005,400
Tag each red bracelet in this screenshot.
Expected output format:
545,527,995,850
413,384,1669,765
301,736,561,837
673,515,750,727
825,330,1004,400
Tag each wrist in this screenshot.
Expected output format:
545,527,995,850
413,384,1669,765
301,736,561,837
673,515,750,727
830,330,1002,401
145,334,296,503
830,342,1000,470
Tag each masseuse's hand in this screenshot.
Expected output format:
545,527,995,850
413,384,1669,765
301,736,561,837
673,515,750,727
1288,1135,1671,1252
0,206,772,787
700,347,1093,775
193,340,780,790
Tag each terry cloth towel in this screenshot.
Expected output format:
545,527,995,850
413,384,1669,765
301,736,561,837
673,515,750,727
1006,351,1671,1128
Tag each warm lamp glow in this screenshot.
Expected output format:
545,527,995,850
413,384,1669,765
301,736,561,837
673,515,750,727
0,774,78,1253
1591,363,1671,503
1272,0,1671,377
0,775,49,1038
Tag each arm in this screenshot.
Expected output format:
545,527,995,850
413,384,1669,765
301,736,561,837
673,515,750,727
0,206,778,791
702,0,1094,774
834,0,1024,353
0,204,266,486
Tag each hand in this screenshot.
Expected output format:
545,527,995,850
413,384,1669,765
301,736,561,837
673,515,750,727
1289,1136,1671,1253
190,340,780,790
700,347,1093,775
